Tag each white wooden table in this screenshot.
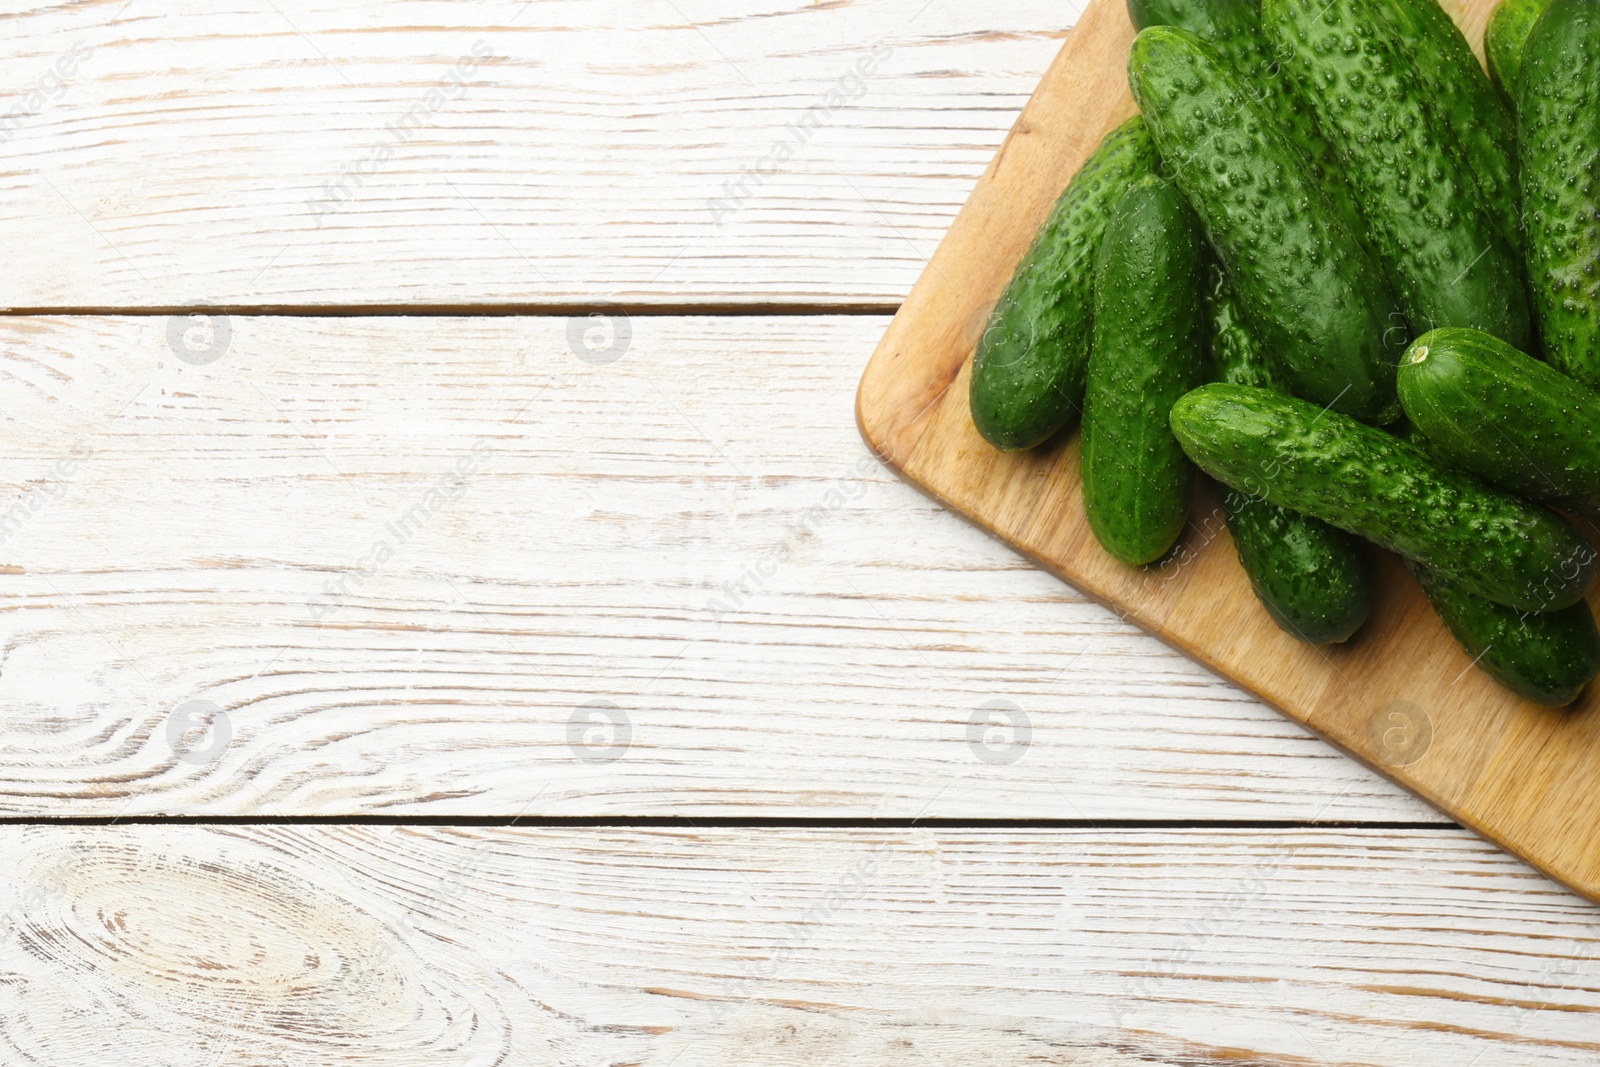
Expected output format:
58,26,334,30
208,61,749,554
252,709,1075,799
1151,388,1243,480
1,2,1596,1063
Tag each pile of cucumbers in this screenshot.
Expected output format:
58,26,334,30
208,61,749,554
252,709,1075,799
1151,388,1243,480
968,0,1600,707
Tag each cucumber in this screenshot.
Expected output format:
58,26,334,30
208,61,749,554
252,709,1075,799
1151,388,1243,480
1081,175,1207,565
1264,0,1533,352
1392,417,1599,705
1209,264,1372,644
1379,0,1523,258
1398,327,1600,516
969,117,1158,451
1124,0,1378,265
1207,262,1282,394
1128,26,1404,424
1519,0,1600,392
1222,486,1373,644
1487,0,1551,105
1168,383,1597,612
1406,559,1600,707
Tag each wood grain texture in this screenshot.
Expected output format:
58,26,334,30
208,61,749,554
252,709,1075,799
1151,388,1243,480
2,2,1581,1061
853,0,1600,897
2,825,1598,1066
0,313,1432,820
0,0,1080,308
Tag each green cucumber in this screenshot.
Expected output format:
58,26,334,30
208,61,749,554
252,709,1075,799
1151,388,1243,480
1398,327,1600,516
1124,0,1378,265
1379,0,1522,258
1207,262,1282,394
1487,0,1551,105
1168,383,1597,612
1406,559,1600,707
1221,485,1373,644
1264,0,1532,352
1393,417,1599,706
1209,264,1371,644
969,116,1158,451
1081,175,1207,565
1519,0,1600,392
1128,26,1404,424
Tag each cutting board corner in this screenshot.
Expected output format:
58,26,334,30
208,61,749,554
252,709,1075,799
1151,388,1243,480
854,0,1600,905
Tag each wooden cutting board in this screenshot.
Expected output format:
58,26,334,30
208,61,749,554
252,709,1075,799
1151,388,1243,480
856,0,1600,902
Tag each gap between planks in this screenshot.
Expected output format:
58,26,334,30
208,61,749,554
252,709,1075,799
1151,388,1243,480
0,816,1460,828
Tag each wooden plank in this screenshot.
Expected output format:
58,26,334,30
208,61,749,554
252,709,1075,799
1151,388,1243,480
2,826,1597,1065
0,0,1078,308
0,313,1430,819
853,0,1600,899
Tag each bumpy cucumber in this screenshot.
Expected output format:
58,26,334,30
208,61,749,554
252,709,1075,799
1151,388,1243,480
1406,559,1600,707
1209,264,1371,644
969,117,1158,451
1124,0,1377,265
1519,0,1600,391
1081,175,1207,565
1168,383,1596,612
1207,263,1281,393
1379,0,1522,258
1128,27,1404,424
1222,486,1373,644
1487,0,1551,105
1398,328,1600,516
1264,0,1532,352
1394,417,1600,705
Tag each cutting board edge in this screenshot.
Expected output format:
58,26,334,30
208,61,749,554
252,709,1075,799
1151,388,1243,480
858,395,1600,903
